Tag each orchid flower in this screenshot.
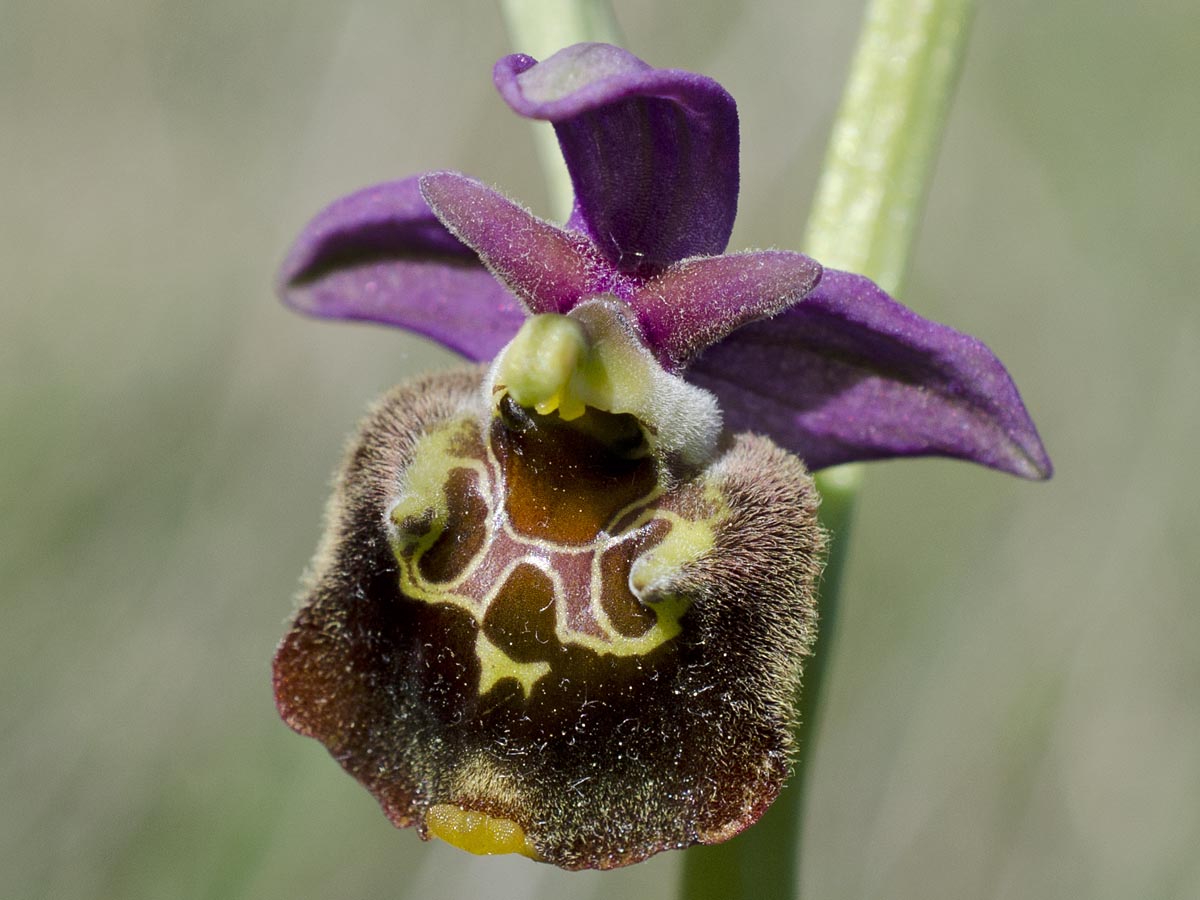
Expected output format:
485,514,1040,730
272,43,1050,870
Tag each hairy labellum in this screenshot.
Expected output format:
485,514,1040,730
274,303,824,869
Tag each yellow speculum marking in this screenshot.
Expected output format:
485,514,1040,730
389,420,725,696
388,420,489,558
628,504,721,599
425,804,540,859
474,632,550,699
388,311,728,698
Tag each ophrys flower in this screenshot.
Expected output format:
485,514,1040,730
273,43,1050,870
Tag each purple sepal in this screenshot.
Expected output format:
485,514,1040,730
494,44,740,275
418,171,617,315
277,178,527,361
689,269,1053,479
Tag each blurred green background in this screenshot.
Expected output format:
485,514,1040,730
3,0,1197,897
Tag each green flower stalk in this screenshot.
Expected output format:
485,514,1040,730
681,0,979,895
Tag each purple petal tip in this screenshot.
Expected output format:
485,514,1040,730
419,170,609,317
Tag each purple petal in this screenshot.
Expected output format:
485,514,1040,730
278,178,526,361
632,251,822,371
495,44,739,275
689,270,1053,479
419,171,619,315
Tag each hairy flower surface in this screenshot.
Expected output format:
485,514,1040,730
274,43,1051,870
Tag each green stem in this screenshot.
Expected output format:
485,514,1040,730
497,0,623,220
680,0,975,897
803,0,976,286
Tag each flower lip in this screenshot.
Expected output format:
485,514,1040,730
494,43,740,274
274,363,826,869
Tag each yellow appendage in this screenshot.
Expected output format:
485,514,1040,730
426,804,540,859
